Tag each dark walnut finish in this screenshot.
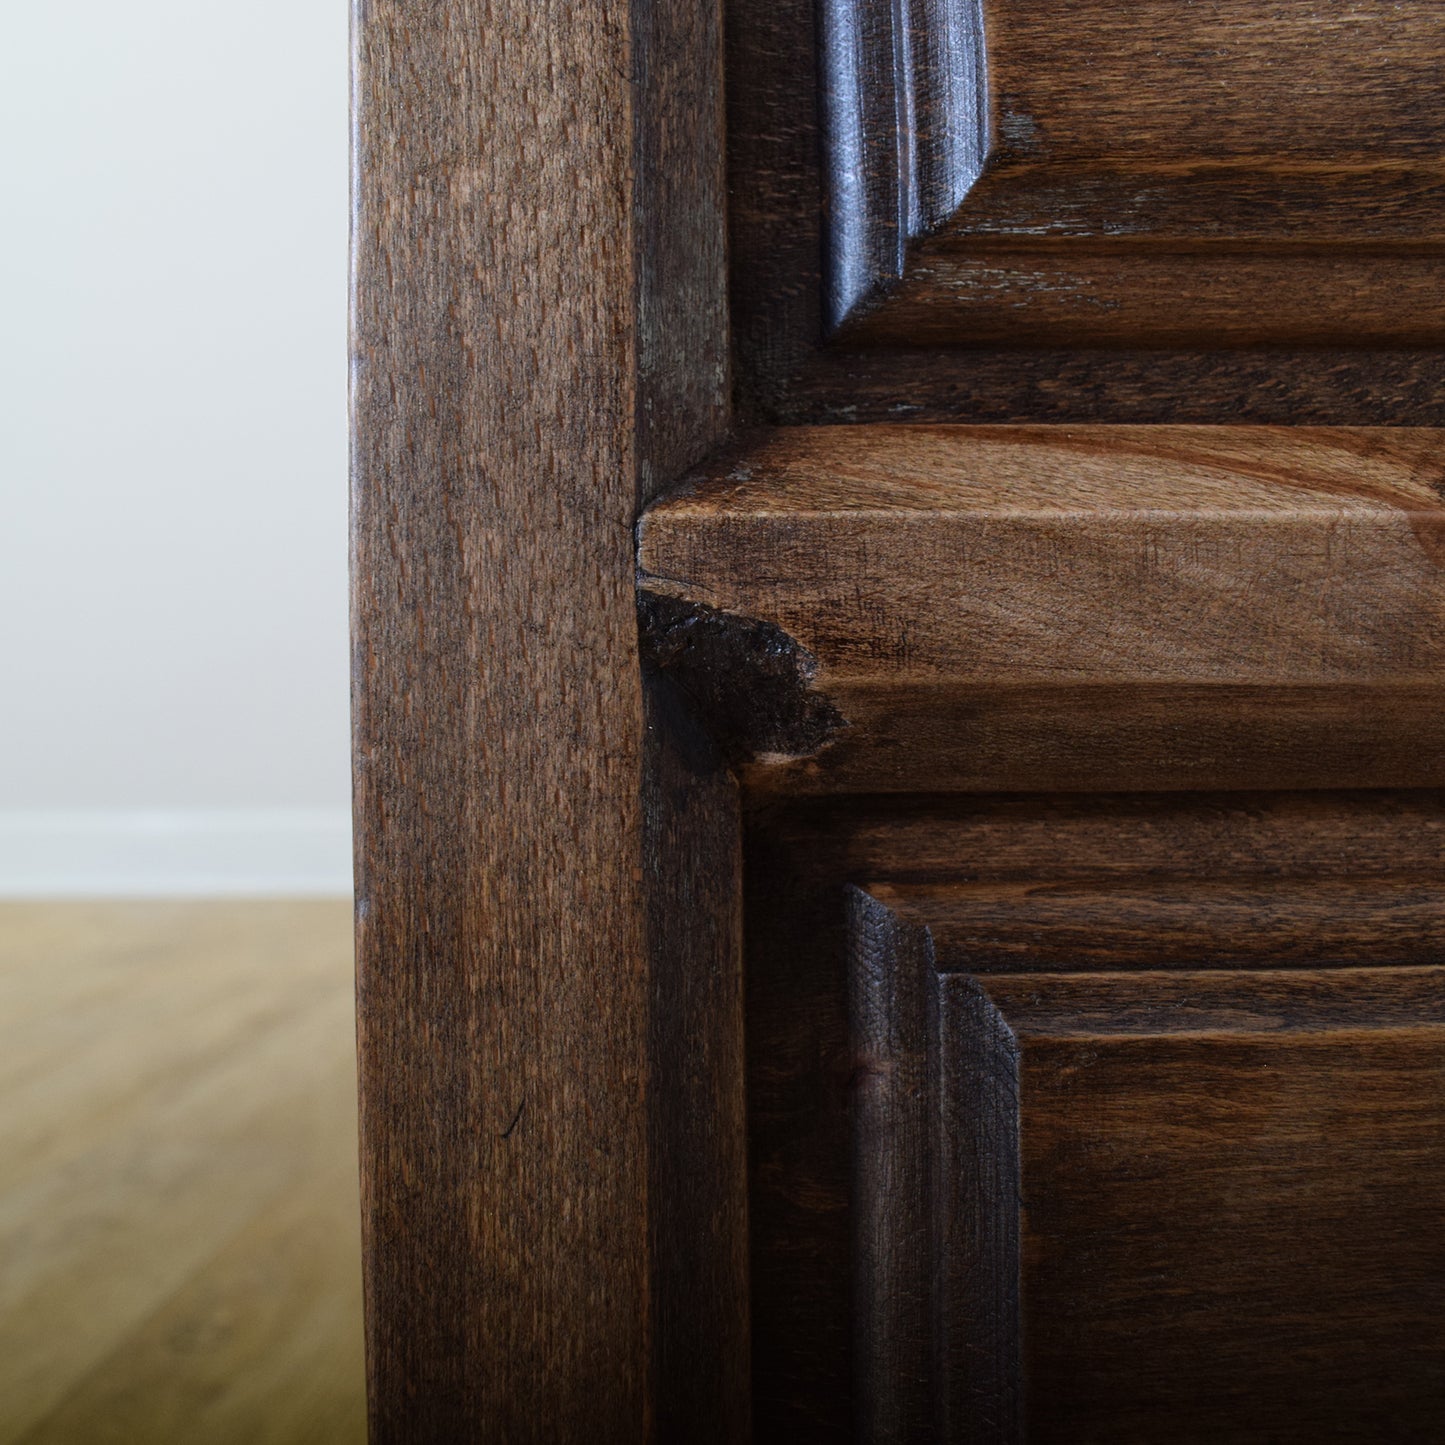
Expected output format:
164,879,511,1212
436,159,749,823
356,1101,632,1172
354,0,1445,1434
641,425,1445,792
742,793,1445,1442
819,0,1445,345
352,0,743,1438
853,900,1445,1444
729,0,1445,420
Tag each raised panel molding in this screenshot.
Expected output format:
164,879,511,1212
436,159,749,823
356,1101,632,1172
817,0,988,329
742,792,1445,1437
727,0,1445,420
850,893,1022,1443
848,886,1445,1443
816,0,1445,346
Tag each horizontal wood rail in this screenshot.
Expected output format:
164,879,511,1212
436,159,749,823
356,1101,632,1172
639,424,1445,792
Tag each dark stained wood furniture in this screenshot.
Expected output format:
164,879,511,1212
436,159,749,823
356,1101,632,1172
740,794,1445,1440
352,0,1445,1437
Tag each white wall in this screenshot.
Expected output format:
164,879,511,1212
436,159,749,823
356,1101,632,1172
0,0,350,893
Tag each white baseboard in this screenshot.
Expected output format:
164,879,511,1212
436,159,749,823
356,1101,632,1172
0,808,353,897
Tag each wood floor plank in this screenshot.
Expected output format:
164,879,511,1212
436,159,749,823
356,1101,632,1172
0,901,363,1445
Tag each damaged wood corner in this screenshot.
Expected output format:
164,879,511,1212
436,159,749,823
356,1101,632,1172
636,584,849,767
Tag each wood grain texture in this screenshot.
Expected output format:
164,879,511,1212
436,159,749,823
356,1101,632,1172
353,0,647,1422
854,880,1445,1443
724,0,824,413
634,0,731,497
838,250,1445,349
643,673,750,1440
820,0,1445,345
726,0,1445,418
759,682,1445,794
871,877,1445,972
981,0,1445,161
0,902,363,1445
641,424,1445,792
635,0,747,1429
932,164,1445,244
1014,1016,1445,1442
852,899,1026,1443
744,790,1445,1437
817,0,988,328
778,348,1445,427
849,894,937,1445
351,0,732,1435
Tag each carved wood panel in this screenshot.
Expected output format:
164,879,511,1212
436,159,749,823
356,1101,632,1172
820,0,1445,345
354,0,1445,1428
736,793,1445,1441
728,0,1445,420
852,891,1445,1443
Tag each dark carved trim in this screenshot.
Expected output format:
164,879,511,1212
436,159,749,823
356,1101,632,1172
849,889,937,1441
817,0,990,330
849,890,1024,1444
728,0,1445,419
845,873,1445,1442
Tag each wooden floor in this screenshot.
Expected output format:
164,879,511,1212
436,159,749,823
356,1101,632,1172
0,900,365,1444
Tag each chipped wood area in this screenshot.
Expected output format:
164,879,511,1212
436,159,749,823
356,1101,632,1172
639,424,1445,791
638,592,849,764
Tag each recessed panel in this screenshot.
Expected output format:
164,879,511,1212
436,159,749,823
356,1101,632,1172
847,868,1445,1441
1016,1017,1445,1442
820,0,1445,345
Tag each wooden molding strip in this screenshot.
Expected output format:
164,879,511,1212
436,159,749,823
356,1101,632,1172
817,0,988,329
726,0,1445,420
639,424,1445,792
812,0,1445,345
866,876,1445,972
